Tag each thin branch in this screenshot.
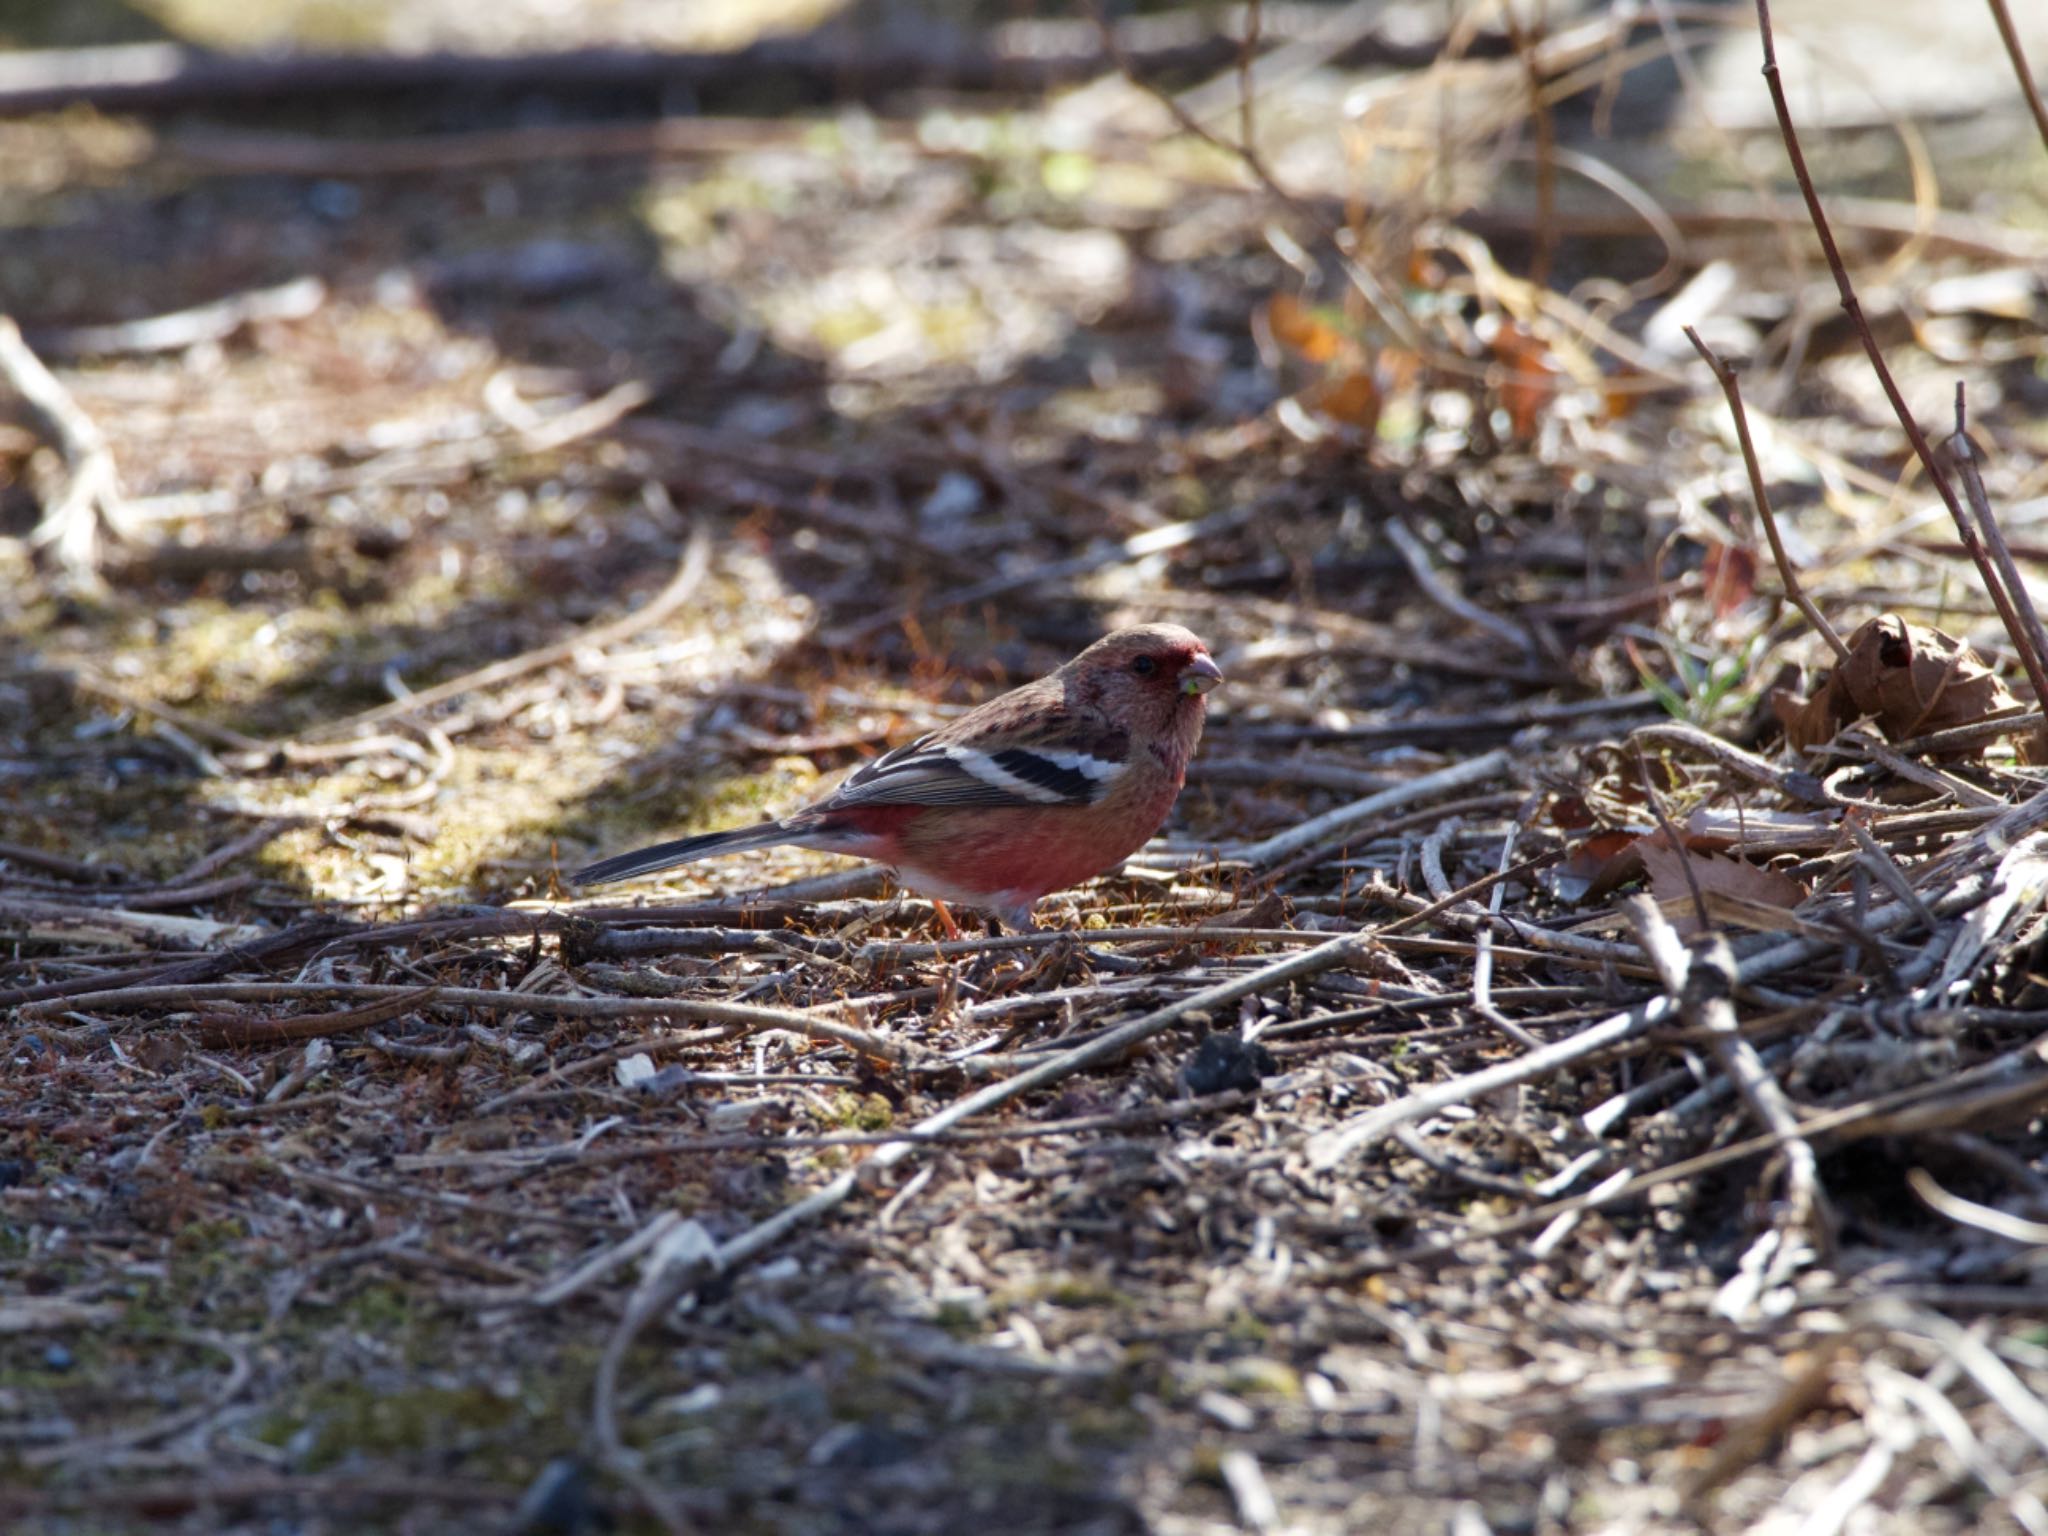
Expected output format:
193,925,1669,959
0,314,128,584
195,987,440,1047
22,979,918,1064
1307,855,2011,1170
1944,388,2048,754
33,275,326,358
1503,0,1559,292
1683,325,1850,664
1985,0,2048,156
1382,517,1534,656
1752,0,2048,712
1227,749,1513,869
1622,896,1834,1249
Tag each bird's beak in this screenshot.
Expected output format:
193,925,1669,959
1182,653,1224,695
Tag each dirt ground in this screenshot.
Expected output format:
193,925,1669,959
4,3,2048,1534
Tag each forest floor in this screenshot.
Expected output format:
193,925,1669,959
5,3,2048,1533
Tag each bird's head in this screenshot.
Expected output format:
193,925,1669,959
1067,623,1223,738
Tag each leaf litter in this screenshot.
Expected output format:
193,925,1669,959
2,3,2048,1533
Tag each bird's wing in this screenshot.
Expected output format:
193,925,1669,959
825,724,1131,811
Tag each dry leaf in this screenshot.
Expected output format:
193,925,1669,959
1265,293,1346,364
1552,828,1640,904
1406,251,1449,291
1490,321,1559,439
1548,793,1596,832
1701,542,1758,619
1308,371,1382,433
1778,613,2022,754
1771,682,1838,756
1601,363,1644,423
1640,838,1807,938
1838,614,2017,738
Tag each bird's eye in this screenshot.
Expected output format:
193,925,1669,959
1131,655,1158,677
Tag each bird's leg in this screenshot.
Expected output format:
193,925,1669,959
929,898,964,942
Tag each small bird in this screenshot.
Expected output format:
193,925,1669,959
572,624,1223,930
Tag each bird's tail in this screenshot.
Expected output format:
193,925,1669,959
570,821,792,887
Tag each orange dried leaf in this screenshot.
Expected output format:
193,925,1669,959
1266,293,1346,365
1309,371,1382,432
1490,322,1559,439
1407,251,1449,290
1601,364,1643,422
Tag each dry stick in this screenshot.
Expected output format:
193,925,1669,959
1946,392,2048,757
195,987,439,1047
1502,0,1559,293
1752,0,2048,717
34,276,326,358
1226,749,1513,869
1984,0,2048,156
1362,878,1657,968
1264,790,1529,886
1237,0,1261,157
1839,813,1940,932
297,513,707,741
166,819,289,887
1909,832,2048,1010
1622,895,1834,1248
590,931,1375,1516
1683,326,1850,665
0,315,126,582
1629,720,1830,804
1881,1302,2048,1465
21,981,915,1064
1350,1028,2048,1278
1382,517,1532,656
1306,852,2012,1171
1371,854,1558,936
1471,816,1544,1051
1839,729,2004,810
1907,1166,2048,1248
0,839,120,883
0,918,344,1010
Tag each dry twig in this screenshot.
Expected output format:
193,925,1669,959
0,315,128,584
